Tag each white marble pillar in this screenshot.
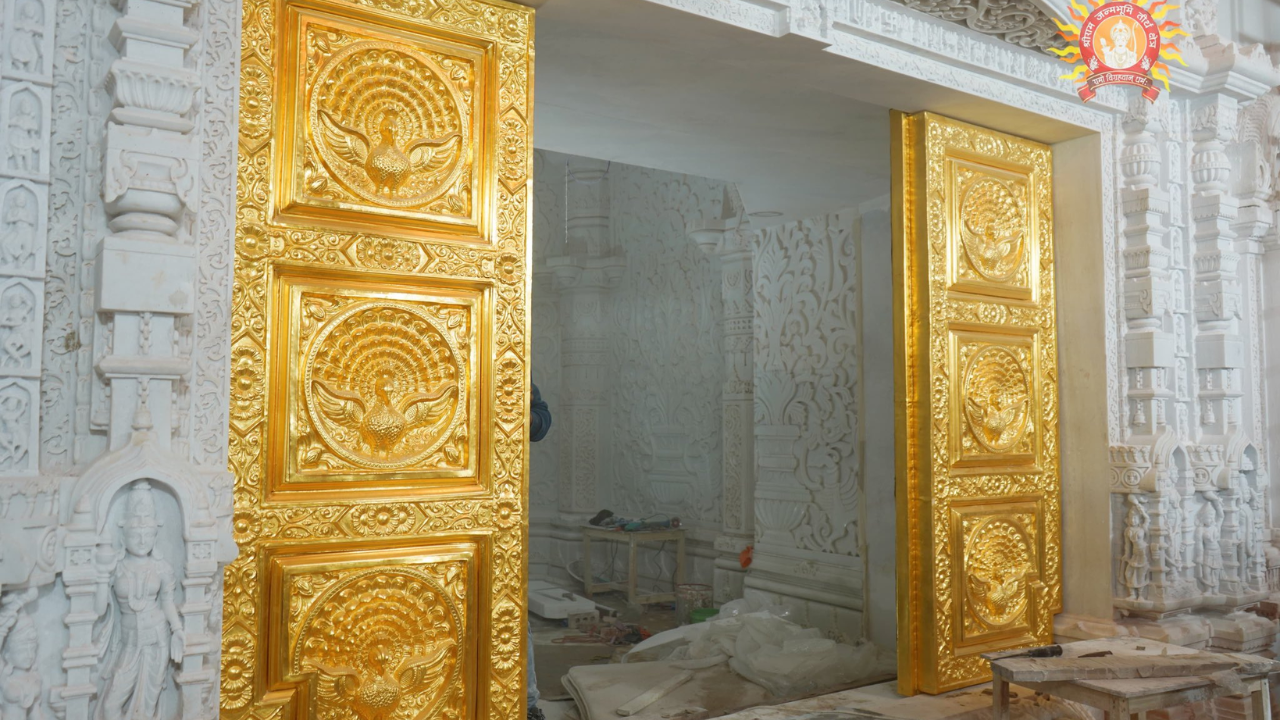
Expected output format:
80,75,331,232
547,159,623,517
690,202,756,603
1112,96,1183,613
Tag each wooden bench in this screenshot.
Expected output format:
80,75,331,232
580,525,685,605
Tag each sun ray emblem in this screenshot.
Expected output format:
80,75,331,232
1051,0,1188,102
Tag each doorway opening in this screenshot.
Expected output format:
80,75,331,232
525,0,1107,717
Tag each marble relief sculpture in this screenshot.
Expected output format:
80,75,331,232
1,191,35,271
6,96,39,175
1119,495,1150,601
93,481,184,720
0,387,31,472
1194,493,1225,595
0,589,45,720
1248,487,1266,587
9,2,42,74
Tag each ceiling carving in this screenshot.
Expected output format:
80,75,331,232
892,0,1069,54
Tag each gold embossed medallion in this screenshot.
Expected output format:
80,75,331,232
893,112,1059,695
274,3,488,239
226,0,533,718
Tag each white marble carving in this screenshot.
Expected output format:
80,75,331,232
0,0,1272,708
2,0,52,81
0,182,44,279
0,0,236,717
93,481,184,720
530,152,728,592
0,589,45,720
0,86,48,181
746,210,864,640
890,0,1067,52
1120,495,1151,601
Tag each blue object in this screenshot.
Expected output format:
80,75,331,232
530,383,551,442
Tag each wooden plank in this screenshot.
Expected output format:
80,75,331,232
992,655,1241,682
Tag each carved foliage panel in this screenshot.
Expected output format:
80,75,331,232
754,210,861,556
896,112,1058,695
227,0,531,719
608,162,727,524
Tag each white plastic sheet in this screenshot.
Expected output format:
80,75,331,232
622,604,882,698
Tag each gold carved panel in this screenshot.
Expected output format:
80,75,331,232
950,331,1039,471
274,1,493,240
947,160,1038,301
950,500,1043,648
893,112,1058,695
227,0,532,718
266,267,486,499
260,542,481,720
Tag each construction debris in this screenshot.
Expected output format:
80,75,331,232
985,638,1280,720
986,654,1250,682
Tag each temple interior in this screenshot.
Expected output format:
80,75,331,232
518,2,902,709
6,0,1280,717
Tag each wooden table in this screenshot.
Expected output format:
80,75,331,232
989,638,1276,720
580,525,685,605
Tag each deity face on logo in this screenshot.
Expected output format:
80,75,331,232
1096,16,1144,70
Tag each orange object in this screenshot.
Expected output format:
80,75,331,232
739,546,753,569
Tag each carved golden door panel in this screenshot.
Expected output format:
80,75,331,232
225,0,533,719
891,112,1060,696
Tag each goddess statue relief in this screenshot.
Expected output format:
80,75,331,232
93,481,185,720
1119,495,1150,600
0,589,45,720
1194,493,1224,594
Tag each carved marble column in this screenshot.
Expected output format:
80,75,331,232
1111,97,1185,613
1191,96,1243,442
94,0,201,453
51,1,235,719
690,204,756,603
547,159,623,517
0,0,54,476
1188,95,1250,603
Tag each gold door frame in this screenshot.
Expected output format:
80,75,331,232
224,0,534,718
892,111,1061,695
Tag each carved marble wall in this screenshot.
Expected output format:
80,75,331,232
745,209,866,642
529,157,881,640
1097,15,1280,651
0,0,237,717
529,150,728,594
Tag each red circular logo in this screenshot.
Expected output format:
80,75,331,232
1079,1,1161,73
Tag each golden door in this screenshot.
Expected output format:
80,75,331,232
223,0,533,718
892,111,1060,695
